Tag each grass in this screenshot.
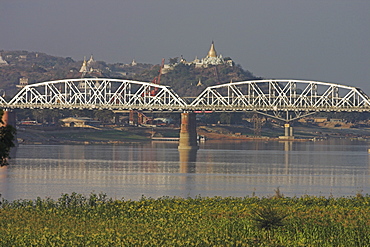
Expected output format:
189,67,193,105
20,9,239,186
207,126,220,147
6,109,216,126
1,193,370,246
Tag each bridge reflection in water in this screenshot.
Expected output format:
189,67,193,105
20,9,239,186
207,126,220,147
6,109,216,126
0,140,369,201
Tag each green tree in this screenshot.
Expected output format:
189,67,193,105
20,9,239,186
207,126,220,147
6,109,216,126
0,110,16,166
94,110,114,123
219,112,232,124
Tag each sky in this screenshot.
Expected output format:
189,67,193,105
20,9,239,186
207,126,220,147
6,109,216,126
1,0,370,93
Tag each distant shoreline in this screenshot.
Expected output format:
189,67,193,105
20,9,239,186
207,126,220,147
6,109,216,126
15,124,370,145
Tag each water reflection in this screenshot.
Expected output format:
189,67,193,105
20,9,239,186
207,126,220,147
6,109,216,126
179,148,197,173
1,140,369,201
177,149,198,196
283,141,292,174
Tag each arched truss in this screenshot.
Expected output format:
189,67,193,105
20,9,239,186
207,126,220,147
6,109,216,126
1,79,370,122
6,78,187,111
0,96,6,105
190,80,370,122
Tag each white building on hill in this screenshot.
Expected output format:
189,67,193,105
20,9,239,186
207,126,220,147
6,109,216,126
0,54,8,66
162,42,233,73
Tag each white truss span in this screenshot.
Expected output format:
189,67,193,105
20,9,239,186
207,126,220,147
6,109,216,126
0,79,370,121
0,95,6,105
5,78,187,111
190,80,370,121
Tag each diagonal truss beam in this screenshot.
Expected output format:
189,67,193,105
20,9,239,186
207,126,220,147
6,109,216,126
1,79,370,123
6,78,187,111
189,80,370,122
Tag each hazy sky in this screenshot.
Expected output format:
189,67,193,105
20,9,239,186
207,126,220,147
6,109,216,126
1,0,369,92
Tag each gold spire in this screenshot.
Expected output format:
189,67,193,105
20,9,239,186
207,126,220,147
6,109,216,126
207,41,217,58
79,57,88,73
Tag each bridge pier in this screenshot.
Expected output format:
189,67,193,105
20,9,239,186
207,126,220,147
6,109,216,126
178,112,198,150
279,123,294,140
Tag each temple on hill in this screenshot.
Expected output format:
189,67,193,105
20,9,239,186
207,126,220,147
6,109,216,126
0,54,8,66
78,55,103,77
162,41,233,73
193,41,233,68
79,57,88,74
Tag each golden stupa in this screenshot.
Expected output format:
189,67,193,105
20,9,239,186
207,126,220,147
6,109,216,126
207,41,217,58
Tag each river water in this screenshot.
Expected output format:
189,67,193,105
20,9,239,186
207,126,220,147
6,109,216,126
1,140,369,201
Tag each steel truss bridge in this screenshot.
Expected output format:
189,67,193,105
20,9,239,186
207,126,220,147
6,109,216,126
1,78,370,122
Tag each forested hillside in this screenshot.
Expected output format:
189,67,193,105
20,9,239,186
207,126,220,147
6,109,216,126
0,50,257,98
134,62,257,97
0,50,151,98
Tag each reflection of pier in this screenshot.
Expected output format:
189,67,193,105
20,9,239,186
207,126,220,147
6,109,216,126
283,141,292,174
178,144,198,197
179,148,197,173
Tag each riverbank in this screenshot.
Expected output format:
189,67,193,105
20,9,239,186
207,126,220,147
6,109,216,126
15,123,370,144
1,193,369,246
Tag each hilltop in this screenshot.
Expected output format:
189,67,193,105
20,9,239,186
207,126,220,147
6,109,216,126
0,50,152,97
0,49,257,98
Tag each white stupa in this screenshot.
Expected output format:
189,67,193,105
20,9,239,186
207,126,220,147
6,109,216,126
79,57,88,73
0,54,8,66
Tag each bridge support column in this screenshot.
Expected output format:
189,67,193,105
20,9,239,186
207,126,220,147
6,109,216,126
178,112,198,150
280,123,294,140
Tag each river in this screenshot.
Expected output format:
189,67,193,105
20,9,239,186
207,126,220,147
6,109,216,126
0,139,369,201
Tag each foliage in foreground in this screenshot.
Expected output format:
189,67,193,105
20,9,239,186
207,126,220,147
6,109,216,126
1,193,370,246
0,109,16,166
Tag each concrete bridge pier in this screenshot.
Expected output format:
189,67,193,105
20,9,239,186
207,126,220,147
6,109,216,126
178,112,198,150
280,123,294,140
285,123,293,137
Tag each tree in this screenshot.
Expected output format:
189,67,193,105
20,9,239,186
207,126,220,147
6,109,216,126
0,110,16,166
94,110,114,123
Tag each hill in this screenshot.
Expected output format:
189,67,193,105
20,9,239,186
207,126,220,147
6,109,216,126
0,51,153,97
134,62,257,97
0,50,257,98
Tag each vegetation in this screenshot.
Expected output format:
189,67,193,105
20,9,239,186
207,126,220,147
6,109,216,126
134,62,257,97
0,193,370,246
0,110,16,166
0,50,257,98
